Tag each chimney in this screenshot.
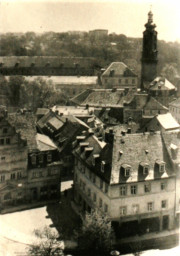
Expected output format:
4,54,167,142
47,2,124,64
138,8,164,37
105,130,114,144
127,128,131,134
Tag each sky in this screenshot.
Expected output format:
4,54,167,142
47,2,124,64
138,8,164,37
0,0,180,42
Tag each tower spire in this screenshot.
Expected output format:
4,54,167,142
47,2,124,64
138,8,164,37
141,9,158,90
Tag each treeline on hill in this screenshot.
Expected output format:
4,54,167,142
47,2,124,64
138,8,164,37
0,32,180,81
0,76,68,111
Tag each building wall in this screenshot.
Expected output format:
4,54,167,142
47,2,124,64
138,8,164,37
74,158,176,231
101,77,138,89
169,105,180,123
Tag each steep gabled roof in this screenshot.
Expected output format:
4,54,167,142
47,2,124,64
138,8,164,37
144,97,168,111
102,62,137,77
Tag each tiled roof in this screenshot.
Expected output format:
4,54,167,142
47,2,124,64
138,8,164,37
149,77,176,90
169,97,180,107
7,113,37,151
72,88,136,107
110,132,173,184
156,113,180,130
144,97,168,111
102,62,137,77
0,56,96,68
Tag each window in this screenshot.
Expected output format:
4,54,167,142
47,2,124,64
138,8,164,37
17,192,22,198
87,188,91,197
120,206,127,216
104,204,108,213
101,161,105,173
120,185,127,196
105,79,107,84
92,174,96,183
124,167,131,177
132,79,135,84
93,193,97,202
143,165,149,175
47,153,52,163
147,202,153,211
100,180,103,189
144,183,151,193
99,198,103,208
10,173,16,180
40,186,48,195
161,200,167,209
31,154,36,165
17,172,22,179
119,79,121,84
6,138,10,145
32,171,38,178
159,164,165,173
0,175,5,182
161,182,166,190
50,169,58,175
1,156,5,161
3,128,8,134
131,185,137,195
105,183,108,194
132,204,139,214
39,154,44,164
125,79,128,84
4,192,11,200
0,138,4,145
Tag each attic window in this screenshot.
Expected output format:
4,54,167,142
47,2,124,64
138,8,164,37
101,161,105,173
122,164,131,177
109,69,114,77
156,160,165,173
143,165,149,175
159,164,165,173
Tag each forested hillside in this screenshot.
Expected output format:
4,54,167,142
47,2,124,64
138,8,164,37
0,32,180,83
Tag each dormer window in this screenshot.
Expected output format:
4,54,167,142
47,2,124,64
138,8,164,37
121,164,131,177
156,160,165,173
92,154,99,166
159,164,165,173
101,161,105,173
125,167,131,177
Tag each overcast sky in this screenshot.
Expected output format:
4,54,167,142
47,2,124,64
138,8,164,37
0,0,179,42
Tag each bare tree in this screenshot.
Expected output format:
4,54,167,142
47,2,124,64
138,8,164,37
27,226,64,256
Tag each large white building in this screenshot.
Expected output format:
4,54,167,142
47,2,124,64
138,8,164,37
169,98,180,124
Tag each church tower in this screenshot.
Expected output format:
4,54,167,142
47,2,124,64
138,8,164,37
141,10,158,90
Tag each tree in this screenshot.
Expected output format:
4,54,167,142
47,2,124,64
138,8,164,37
27,226,64,256
76,210,114,255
